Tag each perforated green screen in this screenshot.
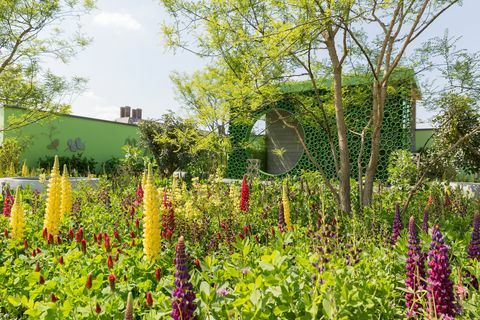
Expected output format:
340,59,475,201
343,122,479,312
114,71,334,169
226,73,416,180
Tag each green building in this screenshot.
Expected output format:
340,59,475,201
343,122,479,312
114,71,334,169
226,71,425,180
0,105,140,171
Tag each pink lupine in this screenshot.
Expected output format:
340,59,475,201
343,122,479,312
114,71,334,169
239,175,249,212
405,217,426,318
467,213,480,260
427,225,457,319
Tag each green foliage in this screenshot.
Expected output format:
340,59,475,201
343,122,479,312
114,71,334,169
387,150,418,188
0,174,479,318
37,153,97,176
0,137,24,174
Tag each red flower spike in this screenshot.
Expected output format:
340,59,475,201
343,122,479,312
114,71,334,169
239,175,249,212
68,229,74,240
194,259,200,269
114,230,120,240
107,255,114,269
51,293,59,302
146,292,153,307
23,240,28,250
155,268,161,281
32,250,36,257
42,228,48,239
75,227,83,242
108,273,116,290
35,262,40,272
95,303,101,314
93,233,98,242
39,275,45,285
86,273,92,289
4,229,8,238
56,235,62,244
36,247,42,254
135,218,139,229
59,256,64,265
81,239,87,253
104,235,111,252
48,233,54,245
130,230,135,238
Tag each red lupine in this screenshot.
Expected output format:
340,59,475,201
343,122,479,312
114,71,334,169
23,240,28,250
81,239,87,253
422,206,429,234
104,234,111,251
146,292,153,307
3,229,7,238
39,275,45,285
155,268,161,281
3,189,14,217
162,199,175,241
48,233,54,245
239,175,249,212
35,262,40,272
136,183,144,205
108,273,116,290
59,256,64,265
56,235,62,244
68,229,74,240
86,273,92,289
107,255,114,269
95,303,101,314
51,293,59,302
114,229,120,240
135,218,140,229
76,227,83,242
42,228,48,239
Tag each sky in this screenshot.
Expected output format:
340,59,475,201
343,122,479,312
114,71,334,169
45,0,480,127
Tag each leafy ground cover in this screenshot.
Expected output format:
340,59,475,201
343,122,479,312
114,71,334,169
0,170,479,319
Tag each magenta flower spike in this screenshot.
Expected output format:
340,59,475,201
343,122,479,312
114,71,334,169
427,225,457,319
391,203,403,245
172,236,197,320
405,216,426,318
467,213,480,260
239,175,249,212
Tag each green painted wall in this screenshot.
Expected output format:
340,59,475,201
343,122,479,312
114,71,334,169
415,129,434,152
1,106,139,169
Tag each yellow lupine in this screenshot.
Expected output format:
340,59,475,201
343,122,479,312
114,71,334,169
143,164,161,260
60,164,72,219
43,156,62,234
21,161,28,177
141,170,147,189
282,180,293,231
10,187,25,240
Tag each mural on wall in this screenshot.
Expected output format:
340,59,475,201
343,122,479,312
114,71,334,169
66,137,85,152
44,126,60,150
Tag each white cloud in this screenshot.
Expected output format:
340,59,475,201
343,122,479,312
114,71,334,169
72,91,119,121
93,12,141,31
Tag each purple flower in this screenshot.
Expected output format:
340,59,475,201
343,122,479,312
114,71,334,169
278,201,285,232
421,206,429,234
427,225,457,318
216,287,229,297
391,203,403,245
172,236,197,320
405,216,426,318
467,213,480,260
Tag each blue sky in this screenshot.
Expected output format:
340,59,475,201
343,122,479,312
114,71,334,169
45,0,480,127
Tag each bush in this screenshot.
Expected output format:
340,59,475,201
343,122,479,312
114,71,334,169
37,153,97,176
387,149,418,188
0,137,24,175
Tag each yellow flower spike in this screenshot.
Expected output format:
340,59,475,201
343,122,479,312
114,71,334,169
21,161,28,177
142,164,161,260
43,155,62,234
282,179,293,231
60,164,72,219
10,187,25,240
141,170,147,190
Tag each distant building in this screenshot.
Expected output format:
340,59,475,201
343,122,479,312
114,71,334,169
0,105,140,170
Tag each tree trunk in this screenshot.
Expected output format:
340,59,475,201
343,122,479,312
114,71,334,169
325,37,351,213
362,81,386,206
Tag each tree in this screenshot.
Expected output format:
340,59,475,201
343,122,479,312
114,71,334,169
160,0,460,212
0,0,93,132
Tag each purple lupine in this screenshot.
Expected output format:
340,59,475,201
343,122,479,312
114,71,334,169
391,203,403,245
405,216,426,318
278,201,285,232
421,206,429,234
467,213,480,260
427,225,457,319
172,236,197,320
